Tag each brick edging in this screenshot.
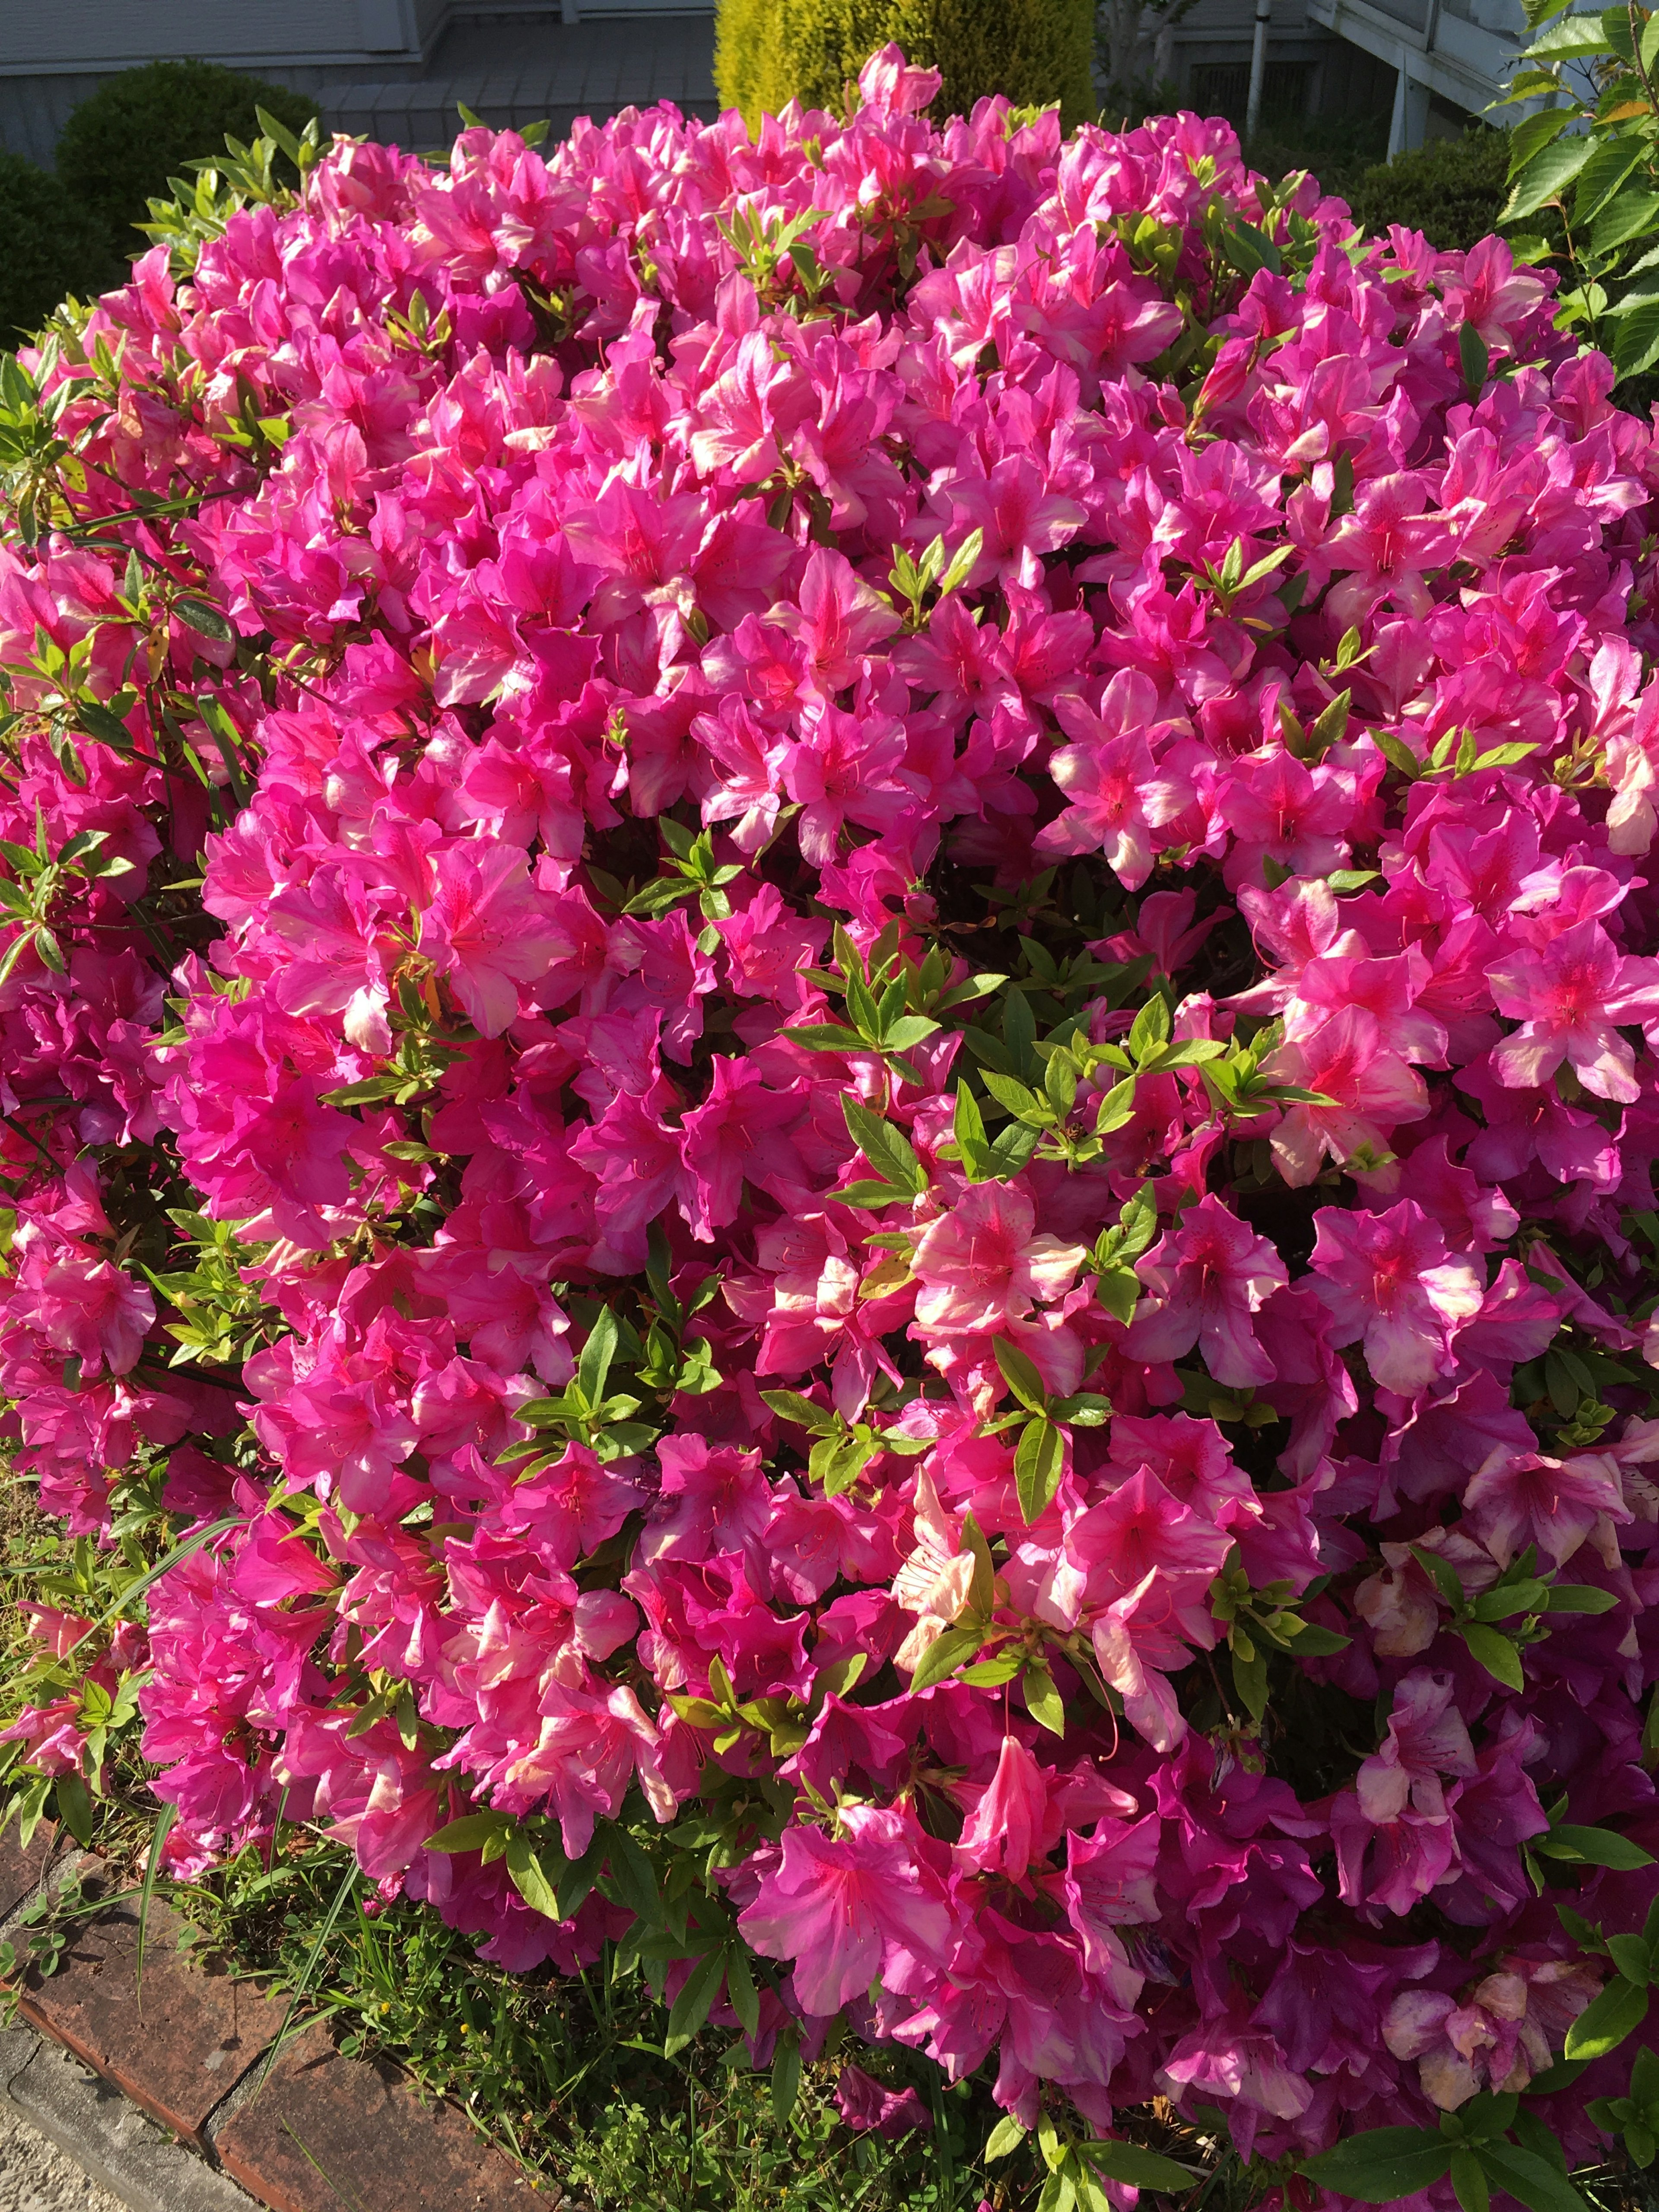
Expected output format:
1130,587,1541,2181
0,1824,551,2212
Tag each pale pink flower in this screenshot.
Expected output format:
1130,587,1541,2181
909,1183,1086,1337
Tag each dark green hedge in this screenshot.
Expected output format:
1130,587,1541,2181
715,0,1096,131
0,154,118,340
54,59,315,259
1345,126,1511,255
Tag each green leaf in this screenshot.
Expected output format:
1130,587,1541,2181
424,1809,512,1853
882,1014,941,1052
772,2024,802,2124
1602,4,1640,59
172,594,236,644
782,1022,863,1053
1093,1076,1138,1133
1571,130,1646,221
760,1389,834,1434
1613,298,1659,380
134,1800,178,2008
938,527,984,597
54,1771,94,1847
989,1122,1042,1176
963,1510,997,1620
1534,1824,1656,1868
1508,105,1572,175
1222,218,1282,277
985,2115,1028,2160
1232,1642,1270,1722
1542,1583,1618,1614
1301,2128,1453,2202
842,1097,926,1197
1474,2141,1593,2212
1459,319,1490,399
663,1943,727,2056
1606,1932,1653,1983
1523,2058,1589,2096
1015,1416,1065,1524
602,1825,659,1925
834,1179,911,1209
1462,1621,1526,1690
1128,995,1172,1061
1592,184,1659,259
725,1941,761,2040
505,1831,563,1920
1082,2142,1196,2191
953,1084,993,1179
555,1831,607,1920
577,1306,620,1407
1564,1974,1649,2060
1451,2146,1491,2212
1503,135,1595,220
1023,1660,1066,1736
1520,14,1613,55
994,1336,1049,1414
1410,1543,1468,1610
909,1624,983,1693
1375,730,1423,779
248,1859,358,2101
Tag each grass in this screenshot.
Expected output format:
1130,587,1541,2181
164,1827,1011,2212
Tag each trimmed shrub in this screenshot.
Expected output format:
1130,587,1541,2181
1346,124,1510,253
0,153,119,340
714,0,1096,130
54,59,317,258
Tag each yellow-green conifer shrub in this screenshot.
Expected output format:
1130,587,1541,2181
714,0,1096,133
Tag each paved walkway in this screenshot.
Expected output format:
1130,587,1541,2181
317,11,719,150
0,2105,121,2212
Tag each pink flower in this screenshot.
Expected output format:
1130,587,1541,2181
909,1183,1086,1336
738,1804,956,2016
15,1243,153,1378
782,705,915,867
1461,1443,1631,1569
1124,1194,1287,1389
957,1735,1049,1881
1488,921,1653,1103
1383,1956,1597,2109
420,845,569,1038
1309,1201,1484,1396
640,1435,772,1566
1035,671,1192,889
1261,1006,1429,1186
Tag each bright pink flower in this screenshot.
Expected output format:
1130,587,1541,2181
738,1804,956,2015
14,1242,153,1378
1124,1195,1287,1388
957,1735,1049,1881
1035,671,1192,889
833,2066,933,2140
1309,1201,1484,1395
420,845,568,1038
640,1435,772,1566
1488,921,1652,1103
1262,1005,1430,1185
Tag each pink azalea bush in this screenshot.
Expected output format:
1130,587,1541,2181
2,48,1659,2199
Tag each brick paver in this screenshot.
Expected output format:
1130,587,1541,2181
211,2022,536,2212
16,1900,289,2142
